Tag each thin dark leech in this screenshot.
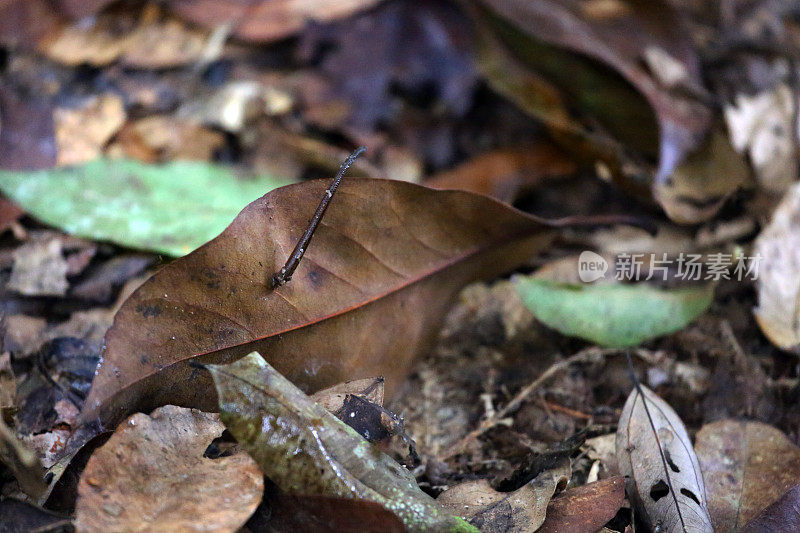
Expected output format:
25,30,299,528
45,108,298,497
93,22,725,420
270,146,367,288
625,351,687,533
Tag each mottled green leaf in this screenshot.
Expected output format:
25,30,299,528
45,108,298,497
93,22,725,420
0,158,291,256
514,278,714,347
207,352,477,533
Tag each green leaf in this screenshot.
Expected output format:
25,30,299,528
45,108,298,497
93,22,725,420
207,352,477,533
513,278,714,347
0,158,291,256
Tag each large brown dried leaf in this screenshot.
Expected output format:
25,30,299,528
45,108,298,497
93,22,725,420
80,178,553,428
537,476,626,533
695,419,800,531
615,385,712,532
74,405,263,532
169,0,384,42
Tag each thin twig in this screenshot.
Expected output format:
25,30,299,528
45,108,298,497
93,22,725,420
440,347,601,460
270,147,366,288
439,347,662,460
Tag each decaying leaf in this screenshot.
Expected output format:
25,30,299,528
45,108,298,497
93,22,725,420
111,115,225,163
754,183,800,353
537,476,626,533
437,460,570,532
514,277,714,347
7,236,69,297
40,6,208,69
426,143,576,203
74,405,263,533
0,417,48,499
169,0,385,43
695,419,800,531
740,483,800,533
616,385,713,532
53,93,126,167
78,178,553,429
0,158,292,257
311,376,385,413
207,351,476,532
468,0,747,223
725,84,797,194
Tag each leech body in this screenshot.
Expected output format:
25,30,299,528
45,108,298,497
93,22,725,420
270,146,367,288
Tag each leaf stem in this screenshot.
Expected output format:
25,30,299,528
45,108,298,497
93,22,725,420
271,147,366,288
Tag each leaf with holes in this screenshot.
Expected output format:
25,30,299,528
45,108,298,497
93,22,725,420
78,178,554,430
616,385,712,533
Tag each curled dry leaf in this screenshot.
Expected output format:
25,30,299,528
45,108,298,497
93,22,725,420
537,476,626,533
469,0,747,223
0,418,47,499
78,178,553,429
207,352,475,532
754,182,800,353
694,419,800,531
74,405,263,533
725,84,797,194
615,385,713,533
437,459,570,533
169,0,384,42
311,376,385,413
